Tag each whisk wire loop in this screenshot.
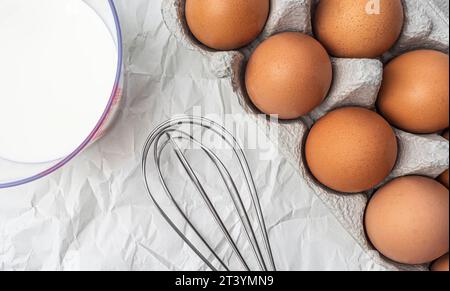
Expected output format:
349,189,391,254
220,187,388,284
142,116,276,271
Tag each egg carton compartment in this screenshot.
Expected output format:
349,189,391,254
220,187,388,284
162,0,449,271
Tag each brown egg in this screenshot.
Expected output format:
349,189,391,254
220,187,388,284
438,130,449,188
438,170,450,189
305,107,398,193
185,0,270,50
365,176,449,265
431,254,450,272
314,0,404,58
245,32,332,119
377,50,449,134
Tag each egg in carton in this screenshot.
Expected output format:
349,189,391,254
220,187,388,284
162,0,449,271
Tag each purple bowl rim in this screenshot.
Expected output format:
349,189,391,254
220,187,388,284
0,0,123,189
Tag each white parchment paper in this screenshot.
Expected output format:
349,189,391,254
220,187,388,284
0,0,448,271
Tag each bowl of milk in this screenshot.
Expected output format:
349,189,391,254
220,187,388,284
0,0,123,188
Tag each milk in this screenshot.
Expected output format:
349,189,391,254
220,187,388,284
0,0,118,163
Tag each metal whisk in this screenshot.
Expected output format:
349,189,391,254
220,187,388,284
142,116,276,271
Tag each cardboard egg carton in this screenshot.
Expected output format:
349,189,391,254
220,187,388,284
162,0,449,271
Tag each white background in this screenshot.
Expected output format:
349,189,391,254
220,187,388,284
0,0,447,271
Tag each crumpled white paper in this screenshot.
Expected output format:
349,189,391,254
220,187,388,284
0,0,448,271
